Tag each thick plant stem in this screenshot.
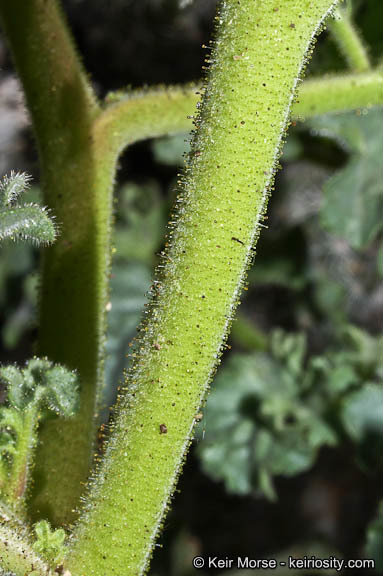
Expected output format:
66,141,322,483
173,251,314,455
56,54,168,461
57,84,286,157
329,6,370,72
0,522,50,576
99,70,383,152
0,0,111,526
66,1,339,575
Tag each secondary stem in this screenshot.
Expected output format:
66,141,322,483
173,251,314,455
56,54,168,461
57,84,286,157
66,1,339,574
98,70,383,153
329,6,371,72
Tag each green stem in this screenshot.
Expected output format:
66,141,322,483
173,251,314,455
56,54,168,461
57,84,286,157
329,6,371,72
231,314,268,352
6,406,37,508
294,70,383,118
97,86,200,156
0,0,110,526
66,1,339,574
0,522,50,576
99,70,383,153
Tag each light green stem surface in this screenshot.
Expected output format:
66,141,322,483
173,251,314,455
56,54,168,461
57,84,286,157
330,6,370,72
100,70,383,153
66,1,339,574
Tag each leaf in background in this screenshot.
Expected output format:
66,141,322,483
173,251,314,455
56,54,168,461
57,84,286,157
103,180,165,409
310,109,383,249
341,383,383,442
198,326,382,500
33,520,66,566
114,181,165,264
365,502,383,572
104,262,152,409
151,133,190,166
198,347,336,501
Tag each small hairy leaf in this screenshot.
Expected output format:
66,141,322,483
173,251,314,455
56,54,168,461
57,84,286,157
33,520,66,566
0,204,56,245
0,171,32,207
0,358,79,416
341,383,383,441
0,173,56,246
0,359,79,506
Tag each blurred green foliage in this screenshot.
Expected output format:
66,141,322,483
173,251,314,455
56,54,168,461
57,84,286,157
32,520,66,566
365,502,383,572
310,109,383,248
197,326,382,500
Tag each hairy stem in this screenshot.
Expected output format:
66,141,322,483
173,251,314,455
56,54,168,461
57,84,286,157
5,406,37,508
66,1,339,574
0,0,111,525
97,86,201,157
329,6,371,72
99,70,383,153
294,70,383,117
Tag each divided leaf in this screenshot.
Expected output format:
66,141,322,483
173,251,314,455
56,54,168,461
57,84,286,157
0,358,79,416
33,520,66,566
0,359,79,505
198,326,382,500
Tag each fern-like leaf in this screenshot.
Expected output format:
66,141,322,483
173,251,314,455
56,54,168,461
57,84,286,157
0,172,56,245
33,520,66,566
0,359,79,506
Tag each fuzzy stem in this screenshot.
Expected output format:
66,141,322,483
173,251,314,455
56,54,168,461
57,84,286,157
99,70,383,153
329,6,371,72
97,86,201,157
0,0,112,526
0,522,50,576
66,1,340,575
294,70,383,118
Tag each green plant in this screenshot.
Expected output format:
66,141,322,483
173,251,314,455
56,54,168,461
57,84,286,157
0,0,382,574
198,326,382,500
0,173,56,246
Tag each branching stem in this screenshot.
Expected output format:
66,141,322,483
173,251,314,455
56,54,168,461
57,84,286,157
0,0,381,538
329,6,371,72
98,70,383,154
65,1,342,574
